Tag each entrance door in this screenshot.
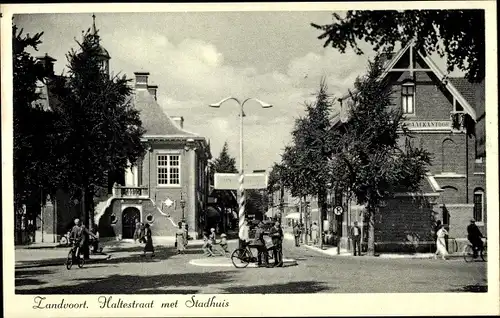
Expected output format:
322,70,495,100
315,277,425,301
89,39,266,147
122,207,140,239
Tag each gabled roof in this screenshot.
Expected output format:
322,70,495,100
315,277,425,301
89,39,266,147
340,40,479,121
132,88,200,139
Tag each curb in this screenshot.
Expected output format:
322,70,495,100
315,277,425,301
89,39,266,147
189,258,298,268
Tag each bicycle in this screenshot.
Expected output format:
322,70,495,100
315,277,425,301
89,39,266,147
65,240,85,270
463,237,487,262
230,243,275,268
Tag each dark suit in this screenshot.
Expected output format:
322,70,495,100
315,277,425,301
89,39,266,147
269,226,283,265
350,226,361,256
467,223,484,257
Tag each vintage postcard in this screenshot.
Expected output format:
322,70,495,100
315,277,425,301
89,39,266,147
2,2,499,317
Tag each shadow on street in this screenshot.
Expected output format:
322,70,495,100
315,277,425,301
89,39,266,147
16,270,238,294
223,280,331,293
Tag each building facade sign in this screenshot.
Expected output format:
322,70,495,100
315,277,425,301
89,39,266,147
214,173,268,190
404,121,452,130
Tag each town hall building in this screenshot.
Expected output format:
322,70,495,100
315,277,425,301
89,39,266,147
34,16,212,243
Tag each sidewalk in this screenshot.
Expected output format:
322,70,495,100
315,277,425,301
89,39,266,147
283,233,464,259
189,256,298,268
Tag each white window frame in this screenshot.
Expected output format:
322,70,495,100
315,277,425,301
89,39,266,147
156,152,181,187
473,189,484,224
401,82,415,115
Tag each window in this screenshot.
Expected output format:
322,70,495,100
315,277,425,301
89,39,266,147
473,189,484,222
441,138,455,172
401,83,415,114
157,154,180,186
146,214,154,223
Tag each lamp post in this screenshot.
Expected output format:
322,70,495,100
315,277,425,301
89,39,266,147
180,192,186,223
209,97,272,240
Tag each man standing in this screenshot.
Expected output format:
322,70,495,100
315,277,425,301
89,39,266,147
293,223,301,247
350,221,362,256
269,221,284,267
253,222,269,267
467,219,484,258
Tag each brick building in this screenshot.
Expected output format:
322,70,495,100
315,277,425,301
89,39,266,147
335,41,486,252
34,17,212,243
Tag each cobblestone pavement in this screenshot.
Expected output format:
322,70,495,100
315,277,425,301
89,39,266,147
14,238,487,294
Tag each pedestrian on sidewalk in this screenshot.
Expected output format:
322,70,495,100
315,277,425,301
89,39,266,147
293,223,301,247
141,223,155,258
350,221,362,256
175,222,185,254
270,221,284,267
311,222,319,245
133,219,141,243
435,224,448,260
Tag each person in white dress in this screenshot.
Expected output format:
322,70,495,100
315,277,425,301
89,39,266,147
435,224,449,260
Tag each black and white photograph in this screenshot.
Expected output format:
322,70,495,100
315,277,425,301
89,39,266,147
2,2,498,317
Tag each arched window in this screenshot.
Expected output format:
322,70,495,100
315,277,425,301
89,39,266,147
401,82,415,114
441,138,455,172
473,188,484,222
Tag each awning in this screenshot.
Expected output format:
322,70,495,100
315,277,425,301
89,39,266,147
284,212,301,220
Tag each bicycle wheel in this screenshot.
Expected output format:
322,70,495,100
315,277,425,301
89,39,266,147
77,254,85,268
231,248,250,268
481,246,487,262
65,251,73,270
463,245,474,262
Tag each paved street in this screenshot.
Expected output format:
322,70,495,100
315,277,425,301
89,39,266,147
15,238,487,294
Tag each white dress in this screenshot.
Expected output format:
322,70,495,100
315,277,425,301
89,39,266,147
435,228,449,259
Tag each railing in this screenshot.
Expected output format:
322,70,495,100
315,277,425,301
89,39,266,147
113,185,149,198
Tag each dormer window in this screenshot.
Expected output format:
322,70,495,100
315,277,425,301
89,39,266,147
401,82,415,114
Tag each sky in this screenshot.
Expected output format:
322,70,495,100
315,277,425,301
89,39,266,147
13,11,456,172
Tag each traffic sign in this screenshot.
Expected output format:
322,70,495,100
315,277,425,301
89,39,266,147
214,173,268,190
334,206,343,215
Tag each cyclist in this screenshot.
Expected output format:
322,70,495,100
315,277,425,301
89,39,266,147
69,218,97,260
467,219,484,258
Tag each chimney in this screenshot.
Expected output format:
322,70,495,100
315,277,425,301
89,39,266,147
147,85,158,101
171,116,184,129
134,72,149,90
36,53,56,76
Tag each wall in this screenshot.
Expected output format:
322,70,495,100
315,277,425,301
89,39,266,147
99,198,179,239
140,140,204,238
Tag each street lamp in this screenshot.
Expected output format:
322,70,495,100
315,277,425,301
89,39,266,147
179,192,186,223
209,97,273,240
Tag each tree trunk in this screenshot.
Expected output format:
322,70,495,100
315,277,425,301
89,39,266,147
367,205,376,256
303,196,308,245
318,189,327,249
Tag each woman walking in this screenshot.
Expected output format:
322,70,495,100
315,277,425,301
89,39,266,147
311,222,319,245
133,219,141,243
435,224,449,260
141,223,155,257
175,222,185,254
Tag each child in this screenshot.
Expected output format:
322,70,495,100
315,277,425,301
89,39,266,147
202,232,214,257
219,233,228,253
209,228,216,245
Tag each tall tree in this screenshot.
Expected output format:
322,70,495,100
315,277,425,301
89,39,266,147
280,79,335,248
329,56,431,255
52,27,146,227
209,141,238,230
311,10,485,82
12,25,63,243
